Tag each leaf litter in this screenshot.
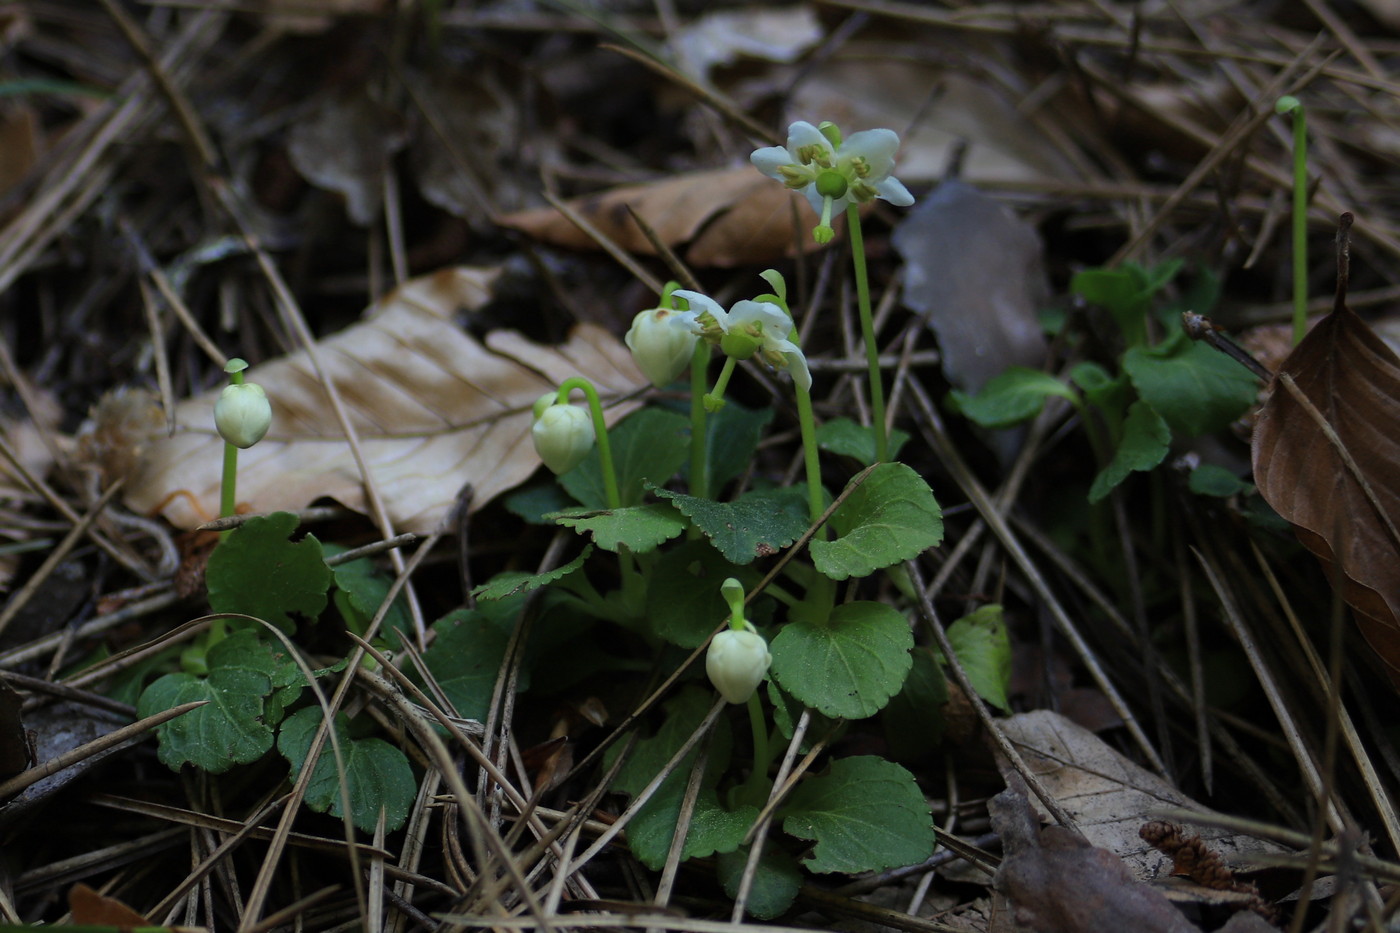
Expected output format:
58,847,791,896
2,3,1400,933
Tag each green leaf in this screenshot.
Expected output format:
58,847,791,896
809,463,943,581
562,408,689,508
880,647,947,762
277,706,416,832
548,504,687,553
417,601,520,721
1070,361,1130,424
137,630,304,773
206,512,333,635
654,487,809,565
945,605,1011,713
1122,336,1257,437
781,756,935,873
470,545,593,601
700,399,773,490
326,546,412,647
627,790,758,870
948,367,1076,429
606,688,744,869
647,539,752,648
717,844,803,919
1088,400,1170,503
770,601,913,719
1189,463,1253,498
815,418,910,465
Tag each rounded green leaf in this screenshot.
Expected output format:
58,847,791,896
206,511,332,635
948,366,1076,429
809,463,942,581
769,601,913,719
278,706,416,832
780,756,935,873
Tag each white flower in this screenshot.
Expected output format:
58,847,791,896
625,306,701,387
671,291,811,393
214,383,272,449
531,398,594,474
751,121,913,215
706,624,771,704
753,122,913,242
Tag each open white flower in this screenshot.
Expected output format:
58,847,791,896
706,623,771,704
625,306,701,387
752,121,913,241
672,290,811,393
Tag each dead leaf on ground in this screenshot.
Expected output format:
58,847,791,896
496,167,826,268
68,883,151,926
989,774,1200,933
671,6,823,82
790,56,1079,187
287,89,410,225
1000,711,1286,879
1250,218,1400,685
124,266,647,533
893,179,1050,394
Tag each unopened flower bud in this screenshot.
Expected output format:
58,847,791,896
532,402,594,474
706,624,771,704
625,307,700,387
215,383,271,449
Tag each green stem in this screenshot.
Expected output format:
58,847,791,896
689,341,709,499
845,204,888,462
795,383,825,537
558,377,620,510
737,692,774,805
218,363,247,539
704,357,737,413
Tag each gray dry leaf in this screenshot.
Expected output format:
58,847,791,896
671,6,822,81
287,90,410,225
124,267,647,533
893,179,1050,394
1000,711,1286,879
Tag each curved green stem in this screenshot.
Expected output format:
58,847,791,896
558,377,620,510
737,692,775,805
845,204,888,462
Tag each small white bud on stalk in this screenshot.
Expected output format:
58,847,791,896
214,383,272,449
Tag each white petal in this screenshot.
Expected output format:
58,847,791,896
750,145,795,180
875,176,915,207
785,121,831,159
672,290,728,326
729,299,793,336
841,128,901,178
771,337,812,393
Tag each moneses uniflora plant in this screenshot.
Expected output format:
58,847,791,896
214,357,271,533
136,121,953,924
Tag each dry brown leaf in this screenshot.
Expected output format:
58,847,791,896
1000,711,1285,879
125,267,647,533
68,883,151,926
496,167,824,268
1250,224,1400,684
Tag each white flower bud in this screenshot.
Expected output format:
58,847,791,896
214,382,272,449
706,625,771,704
532,403,594,475
624,307,700,387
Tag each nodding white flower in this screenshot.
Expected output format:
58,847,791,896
751,121,913,241
214,383,272,449
531,395,595,474
706,623,772,704
625,306,701,387
671,291,811,393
